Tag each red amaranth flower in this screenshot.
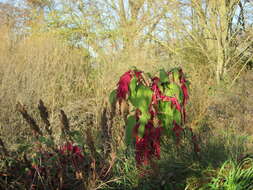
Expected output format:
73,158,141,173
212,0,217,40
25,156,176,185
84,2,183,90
181,83,189,105
181,82,188,123
116,70,144,107
134,71,143,82
179,68,189,122
117,71,132,103
135,137,149,165
135,122,162,166
151,127,162,159
179,68,189,103
151,77,161,104
172,121,183,144
60,142,84,159
149,77,162,117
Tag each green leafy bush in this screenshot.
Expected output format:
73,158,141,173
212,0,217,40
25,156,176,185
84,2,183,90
110,67,199,166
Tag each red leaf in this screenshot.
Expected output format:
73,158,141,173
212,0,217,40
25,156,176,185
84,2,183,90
161,95,181,111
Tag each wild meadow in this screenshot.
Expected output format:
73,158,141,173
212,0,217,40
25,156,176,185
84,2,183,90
0,0,253,189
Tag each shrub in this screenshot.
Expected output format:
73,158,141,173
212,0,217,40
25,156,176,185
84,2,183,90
110,67,199,166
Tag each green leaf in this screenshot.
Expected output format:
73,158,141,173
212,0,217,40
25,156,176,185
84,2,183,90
137,112,150,138
160,69,169,83
171,68,180,82
165,83,180,96
186,80,191,89
139,112,150,125
138,124,145,138
129,84,153,138
125,115,137,145
129,77,138,103
129,66,138,70
158,101,173,130
164,83,183,104
135,85,153,110
173,109,182,125
109,89,117,104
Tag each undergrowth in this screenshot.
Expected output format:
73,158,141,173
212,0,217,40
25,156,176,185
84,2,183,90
1,73,253,189
0,17,253,190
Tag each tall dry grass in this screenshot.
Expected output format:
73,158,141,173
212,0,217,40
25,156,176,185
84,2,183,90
0,24,168,148
0,26,95,145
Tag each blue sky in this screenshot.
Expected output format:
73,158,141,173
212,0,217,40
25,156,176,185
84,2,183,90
0,0,20,5
0,0,12,3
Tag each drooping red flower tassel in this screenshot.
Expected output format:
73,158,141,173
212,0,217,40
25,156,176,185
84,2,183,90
172,121,184,144
135,122,162,166
117,71,132,103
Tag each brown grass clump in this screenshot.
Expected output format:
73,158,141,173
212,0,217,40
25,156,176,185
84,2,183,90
208,71,253,135
38,99,52,136
59,109,71,140
1,100,119,190
0,138,9,157
16,102,43,137
0,29,93,145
